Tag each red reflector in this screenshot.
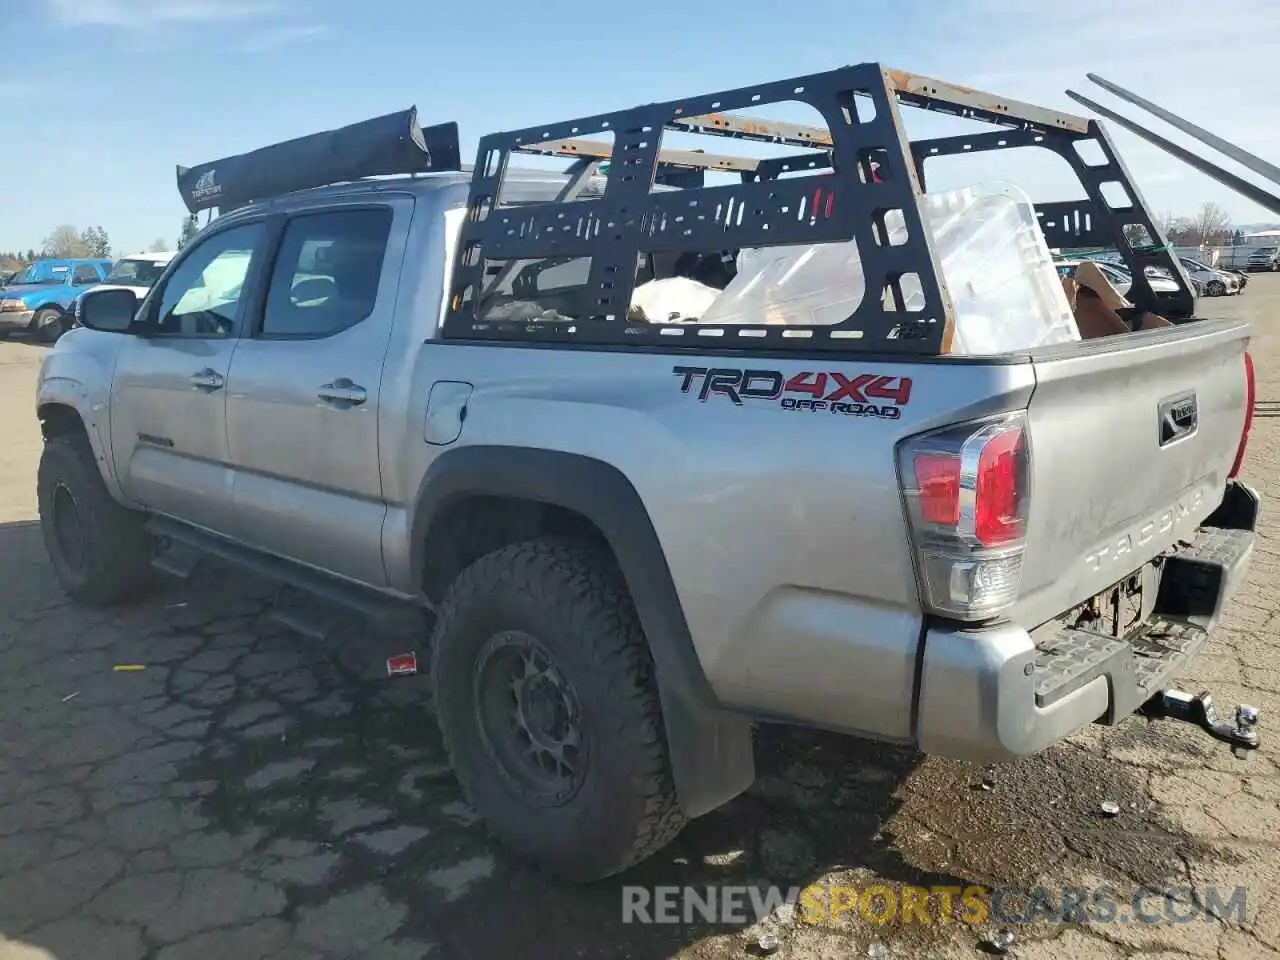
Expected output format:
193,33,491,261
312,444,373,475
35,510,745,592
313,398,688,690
974,427,1025,546
1229,350,1254,479
914,452,960,525
386,652,418,677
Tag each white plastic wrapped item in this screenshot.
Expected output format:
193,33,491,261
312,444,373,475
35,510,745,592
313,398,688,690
629,276,720,323
699,182,1080,354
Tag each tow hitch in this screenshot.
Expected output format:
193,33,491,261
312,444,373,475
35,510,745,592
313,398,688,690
1142,689,1260,757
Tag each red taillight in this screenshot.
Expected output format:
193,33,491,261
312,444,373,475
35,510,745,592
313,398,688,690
898,413,1031,621
974,427,1026,546
1229,350,1255,479
914,453,960,525
907,426,1026,544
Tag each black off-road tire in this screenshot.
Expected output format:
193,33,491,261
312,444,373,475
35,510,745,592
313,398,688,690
431,537,686,882
33,307,68,344
37,434,155,606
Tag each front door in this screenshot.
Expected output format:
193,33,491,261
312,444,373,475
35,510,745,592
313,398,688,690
225,201,406,586
109,220,268,532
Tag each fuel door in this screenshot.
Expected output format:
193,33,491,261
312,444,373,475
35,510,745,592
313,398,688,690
424,380,473,446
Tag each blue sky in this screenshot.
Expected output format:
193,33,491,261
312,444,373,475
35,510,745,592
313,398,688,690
1,0,1278,255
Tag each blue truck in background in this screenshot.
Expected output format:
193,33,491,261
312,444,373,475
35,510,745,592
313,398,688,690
0,258,112,342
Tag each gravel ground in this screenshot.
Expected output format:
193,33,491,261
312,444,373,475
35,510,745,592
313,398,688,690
1,278,1278,960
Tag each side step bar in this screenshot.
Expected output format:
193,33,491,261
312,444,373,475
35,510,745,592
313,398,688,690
146,516,427,641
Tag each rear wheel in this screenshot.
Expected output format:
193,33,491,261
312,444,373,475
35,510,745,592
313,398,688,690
37,434,155,605
1207,279,1226,297
33,307,68,344
431,538,686,882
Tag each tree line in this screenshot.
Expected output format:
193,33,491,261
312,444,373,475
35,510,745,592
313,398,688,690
1157,202,1252,247
1,215,201,274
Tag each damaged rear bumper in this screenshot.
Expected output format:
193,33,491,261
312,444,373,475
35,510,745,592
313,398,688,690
915,481,1258,763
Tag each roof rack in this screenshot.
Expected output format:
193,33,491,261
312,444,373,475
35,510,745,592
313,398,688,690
440,62,1187,354
175,107,461,215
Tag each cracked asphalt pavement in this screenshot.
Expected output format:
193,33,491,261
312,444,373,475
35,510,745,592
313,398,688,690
2,279,1280,959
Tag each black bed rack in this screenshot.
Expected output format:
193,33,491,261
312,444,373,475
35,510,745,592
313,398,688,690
441,62,1187,354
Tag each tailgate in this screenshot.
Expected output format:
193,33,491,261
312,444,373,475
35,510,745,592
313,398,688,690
1013,318,1251,629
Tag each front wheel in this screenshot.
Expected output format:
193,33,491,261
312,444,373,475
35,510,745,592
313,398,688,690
37,434,156,605
431,538,686,882
33,307,68,344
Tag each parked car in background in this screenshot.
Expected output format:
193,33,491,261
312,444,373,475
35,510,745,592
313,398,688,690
94,251,175,297
1246,246,1280,271
0,258,112,342
1178,256,1241,296
1056,258,1197,320
70,252,178,332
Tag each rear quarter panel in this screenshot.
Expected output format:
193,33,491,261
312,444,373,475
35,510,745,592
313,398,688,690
385,343,1035,737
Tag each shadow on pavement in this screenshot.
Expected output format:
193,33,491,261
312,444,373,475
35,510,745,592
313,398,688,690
0,518,1237,960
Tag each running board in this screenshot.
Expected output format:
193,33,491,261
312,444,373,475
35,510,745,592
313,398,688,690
146,516,427,635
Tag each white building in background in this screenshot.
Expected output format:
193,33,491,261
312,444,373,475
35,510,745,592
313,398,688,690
1194,229,1280,268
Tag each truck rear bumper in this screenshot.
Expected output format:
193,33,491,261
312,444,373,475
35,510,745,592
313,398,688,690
915,482,1258,763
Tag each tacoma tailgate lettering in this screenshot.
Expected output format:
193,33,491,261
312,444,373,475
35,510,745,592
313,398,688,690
1083,485,1208,575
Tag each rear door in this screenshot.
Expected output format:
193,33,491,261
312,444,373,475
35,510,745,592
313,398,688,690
224,199,408,586
1013,320,1251,629
109,220,269,531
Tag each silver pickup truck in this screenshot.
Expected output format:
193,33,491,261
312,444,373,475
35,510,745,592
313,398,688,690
36,65,1260,882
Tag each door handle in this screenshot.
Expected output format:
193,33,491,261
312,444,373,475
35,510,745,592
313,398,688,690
189,368,225,391
318,378,367,408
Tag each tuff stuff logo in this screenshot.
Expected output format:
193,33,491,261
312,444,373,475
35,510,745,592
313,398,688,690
191,170,221,203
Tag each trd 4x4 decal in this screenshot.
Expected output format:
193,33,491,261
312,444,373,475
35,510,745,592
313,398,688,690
673,366,912,419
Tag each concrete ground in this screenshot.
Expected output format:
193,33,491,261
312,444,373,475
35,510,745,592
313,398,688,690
1,278,1279,960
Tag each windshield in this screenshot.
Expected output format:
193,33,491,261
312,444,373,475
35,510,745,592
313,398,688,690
1182,259,1210,271
14,263,70,285
104,259,168,288
1253,247,1277,256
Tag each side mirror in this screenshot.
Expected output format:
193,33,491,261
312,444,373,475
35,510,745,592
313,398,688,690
77,287,139,333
